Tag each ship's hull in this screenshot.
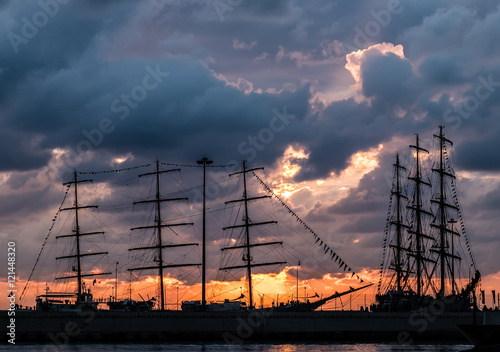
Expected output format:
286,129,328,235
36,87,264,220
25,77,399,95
457,324,500,347
1,309,486,344
456,311,500,349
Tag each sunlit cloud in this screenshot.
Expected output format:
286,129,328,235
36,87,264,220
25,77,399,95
1,0,500,312
345,42,406,101
268,143,383,212
111,152,134,166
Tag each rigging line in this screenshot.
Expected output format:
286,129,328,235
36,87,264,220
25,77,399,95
274,216,348,280
79,163,153,175
423,261,438,296
378,168,396,292
179,174,228,198
443,144,476,269
19,183,72,302
252,172,369,284
160,162,236,169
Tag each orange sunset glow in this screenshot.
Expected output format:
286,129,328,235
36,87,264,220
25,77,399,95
4,268,500,311
2,134,500,313
1,6,500,344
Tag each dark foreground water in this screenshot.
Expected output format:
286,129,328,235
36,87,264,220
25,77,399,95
4,343,474,352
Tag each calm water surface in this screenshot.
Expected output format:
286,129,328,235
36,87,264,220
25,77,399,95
7,343,474,352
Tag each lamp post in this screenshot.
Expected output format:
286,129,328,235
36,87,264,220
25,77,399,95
177,286,179,311
197,157,213,310
115,262,119,302
296,261,300,304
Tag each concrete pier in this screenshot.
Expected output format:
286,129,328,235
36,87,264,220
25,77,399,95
2,309,490,344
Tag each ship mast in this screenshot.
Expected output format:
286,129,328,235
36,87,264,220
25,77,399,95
431,126,461,297
408,135,434,296
128,160,200,311
197,157,213,310
220,161,286,309
56,171,110,300
389,153,409,292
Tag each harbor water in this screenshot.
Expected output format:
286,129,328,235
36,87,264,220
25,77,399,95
3,343,474,352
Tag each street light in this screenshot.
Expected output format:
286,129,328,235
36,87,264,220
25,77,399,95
197,157,213,310
296,261,300,304
176,286,179,311
115,262,119,302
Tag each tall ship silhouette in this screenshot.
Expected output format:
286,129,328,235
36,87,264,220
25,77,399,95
372,126,480,313
2,126,495,344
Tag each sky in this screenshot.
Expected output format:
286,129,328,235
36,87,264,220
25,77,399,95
1,0,500,310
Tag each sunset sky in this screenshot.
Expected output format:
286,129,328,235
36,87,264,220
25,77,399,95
1,0,500,310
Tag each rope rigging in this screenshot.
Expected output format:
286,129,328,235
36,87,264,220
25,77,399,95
78,162,234,175
443,143,476,270
377,169,396,293
251,172,369,285
19,183,72,302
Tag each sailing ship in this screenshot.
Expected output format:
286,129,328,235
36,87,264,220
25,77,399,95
372,126,480,312
2,125,491,343
28,158,368,315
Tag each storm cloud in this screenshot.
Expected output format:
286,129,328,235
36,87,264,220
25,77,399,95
1,0,500,306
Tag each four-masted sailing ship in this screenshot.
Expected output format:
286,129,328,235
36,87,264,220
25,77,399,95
373,126,480,312
29,158,368,313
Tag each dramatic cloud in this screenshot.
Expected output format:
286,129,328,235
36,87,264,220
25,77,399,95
1,0,499,309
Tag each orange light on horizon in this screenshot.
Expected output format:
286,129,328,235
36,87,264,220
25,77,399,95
4,268,498,311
